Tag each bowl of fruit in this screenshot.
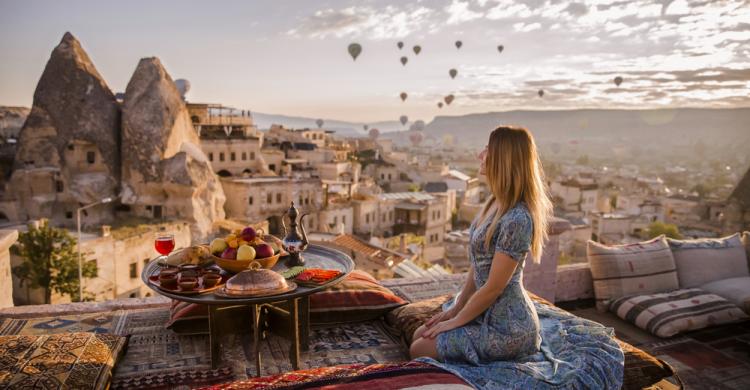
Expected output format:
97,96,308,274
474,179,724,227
209,226,286,273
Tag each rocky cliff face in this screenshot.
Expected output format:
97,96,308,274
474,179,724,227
121,57,225,240
5,32,120,221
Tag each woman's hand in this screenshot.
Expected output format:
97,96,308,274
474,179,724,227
421,318,460,339
425,308,456,328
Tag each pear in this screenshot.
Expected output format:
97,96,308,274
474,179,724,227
210,238,228,255
237,244,256,261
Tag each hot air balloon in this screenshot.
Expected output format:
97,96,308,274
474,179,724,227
363,124,369,131
410,120,425,132
413,45,421,55
174,79,191,99
438,102,444,108
455,40,462,49
409,131,424,146
538,90,544,98
449,69,458,79
400,115,409,126
348,43,362,61
400,56,408,66
614,76,623,87
497,45,504,53
397,41,404,50
369,128,380,139
444,95,454,105
316,119,324,128
400,92,408,102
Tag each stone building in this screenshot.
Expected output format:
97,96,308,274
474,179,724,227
0,229,18,309
188,103,267,178
11,221,191,305
327,233,409,280
220,176,321,235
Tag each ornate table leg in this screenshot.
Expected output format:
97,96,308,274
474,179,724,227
252,303,263,377
289,298,300,370
299,295,310,352
208,305,220,369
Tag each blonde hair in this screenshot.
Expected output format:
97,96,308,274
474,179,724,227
478,126,552,263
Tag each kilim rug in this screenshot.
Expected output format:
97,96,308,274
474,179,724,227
110,308,407,388
0,310,127,335
381,274,464,302
638,321,750,390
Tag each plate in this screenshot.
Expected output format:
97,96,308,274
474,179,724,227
213,281,298,298
148,272,228,295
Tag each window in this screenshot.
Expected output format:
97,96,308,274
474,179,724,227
366,214,370,223
299,195,303,205
381,174,385,180
438,210,441,219
86,151,95,164
382,214,386,222
129,263,137,279
67,144,74,151
248,196,254,205
251,152,255,160
269,163,275,171
267,193,272,204
219,152,225,162
208,152,214,161
129,293,137,298
231,152,236,161
389,211,393,221
242,152,247,160
65,211,73,219
55,180,64,193
388,174,392,180
342,216,346,224
305,197,310,205
333,216,338,225
276,193,282,203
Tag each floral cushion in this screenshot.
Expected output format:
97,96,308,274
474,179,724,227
385,294,452,345
587,236,679,311
610,288,748,337
0,332,127,389
667,233,749,288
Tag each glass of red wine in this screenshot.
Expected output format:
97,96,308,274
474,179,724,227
155,232,175,264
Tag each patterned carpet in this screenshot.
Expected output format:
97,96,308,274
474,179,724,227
638,321,750,390
0,310,127,335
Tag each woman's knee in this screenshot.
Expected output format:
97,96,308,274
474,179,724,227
413,324,427,340
410,337,439,360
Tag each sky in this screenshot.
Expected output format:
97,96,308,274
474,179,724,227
0,0,749,123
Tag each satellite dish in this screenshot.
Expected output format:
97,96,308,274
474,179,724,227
175,79,191,99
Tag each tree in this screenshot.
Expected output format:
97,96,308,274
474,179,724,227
12,219,98,303
646,221,682,240
575,154,590,166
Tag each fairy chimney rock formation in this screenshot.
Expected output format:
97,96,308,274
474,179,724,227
6,32,120,222
121,57,225,240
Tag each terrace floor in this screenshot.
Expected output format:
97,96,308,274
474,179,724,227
1,275,749,389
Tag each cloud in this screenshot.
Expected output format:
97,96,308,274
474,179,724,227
445,0,484,25
286,5,435,39
513,22,542,32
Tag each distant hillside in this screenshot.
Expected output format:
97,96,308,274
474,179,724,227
422,108,750,147
252,112,402,136
0,106,30,139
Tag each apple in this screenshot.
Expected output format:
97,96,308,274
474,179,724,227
253,243,274,259
221,247,237,260
237,244,256,261
240,226,257,242
268,241,281,255
210,238,228,255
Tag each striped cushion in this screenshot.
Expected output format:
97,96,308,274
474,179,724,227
610,288,748,338
587,236,679,312
667,233,749,288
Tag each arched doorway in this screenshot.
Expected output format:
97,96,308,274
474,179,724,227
217,170,232,177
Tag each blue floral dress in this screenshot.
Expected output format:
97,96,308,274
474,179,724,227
437,202,542,363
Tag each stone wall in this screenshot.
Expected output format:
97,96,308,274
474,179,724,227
522,217,572,303
0,229,19,309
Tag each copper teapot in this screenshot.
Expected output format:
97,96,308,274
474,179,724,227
281,201,309,267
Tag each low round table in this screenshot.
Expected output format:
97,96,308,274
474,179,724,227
142,244,354,375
